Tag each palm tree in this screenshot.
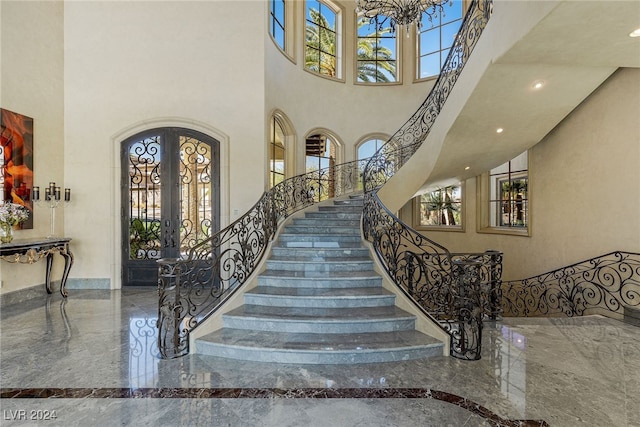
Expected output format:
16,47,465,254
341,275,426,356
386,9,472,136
305,9,397,81
357,18,397,82
305,8,337,77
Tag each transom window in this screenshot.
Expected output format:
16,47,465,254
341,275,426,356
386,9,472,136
417,0,464,79
269,0,286,51
305,0,341,78
356,16,398,83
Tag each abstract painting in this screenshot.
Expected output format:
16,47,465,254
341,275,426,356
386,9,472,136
1,108,34,229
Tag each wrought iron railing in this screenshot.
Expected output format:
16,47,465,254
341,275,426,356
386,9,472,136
501,251,640,318
157,0,495,359
361,0,495,360
363,192,502,360
363,0,493,192
157,159,370,358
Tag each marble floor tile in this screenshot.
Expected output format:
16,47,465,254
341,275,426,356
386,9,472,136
1,289,638,426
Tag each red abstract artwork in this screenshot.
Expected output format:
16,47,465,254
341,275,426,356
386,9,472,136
1,108,34,229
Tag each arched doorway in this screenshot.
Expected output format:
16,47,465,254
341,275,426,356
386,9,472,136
121,127,220,286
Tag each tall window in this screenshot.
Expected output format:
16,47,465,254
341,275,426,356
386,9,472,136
478,150,530,235
356,15,398,83
305,1,341,78
489,151,528,228
415,184,463,230
269,0,286,51
417,0,464,79
268,116,286,189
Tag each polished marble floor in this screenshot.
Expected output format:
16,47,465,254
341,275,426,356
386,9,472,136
0,288,638,426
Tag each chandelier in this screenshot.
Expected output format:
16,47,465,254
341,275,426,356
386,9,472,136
356,0,448,34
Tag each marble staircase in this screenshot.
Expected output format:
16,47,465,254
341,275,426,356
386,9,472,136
195,196,444,364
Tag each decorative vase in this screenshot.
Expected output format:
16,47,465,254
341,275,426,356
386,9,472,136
0,222,13,243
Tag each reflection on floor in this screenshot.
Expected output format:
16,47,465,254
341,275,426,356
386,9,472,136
1,288,638,426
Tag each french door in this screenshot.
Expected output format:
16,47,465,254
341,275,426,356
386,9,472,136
121,128,220,286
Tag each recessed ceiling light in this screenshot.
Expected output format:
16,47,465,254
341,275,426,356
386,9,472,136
464,166,470,170
533,81,544,90
630,28,640,37
496,128,504,134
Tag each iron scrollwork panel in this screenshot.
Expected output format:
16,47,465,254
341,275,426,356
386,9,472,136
128,136,162,261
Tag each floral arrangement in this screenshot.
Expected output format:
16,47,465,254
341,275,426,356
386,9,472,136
0,202,30,226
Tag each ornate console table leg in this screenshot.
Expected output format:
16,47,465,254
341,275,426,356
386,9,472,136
0,238,74,298
59,246,74,298
45,252,55,294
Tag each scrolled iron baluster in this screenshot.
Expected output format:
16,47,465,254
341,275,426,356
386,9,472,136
451,259,483,360
156,158,371,358
501,251,640,318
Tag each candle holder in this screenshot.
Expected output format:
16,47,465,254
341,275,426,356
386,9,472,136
32,182,71,238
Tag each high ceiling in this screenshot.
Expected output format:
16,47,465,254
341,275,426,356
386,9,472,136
420,0,640,190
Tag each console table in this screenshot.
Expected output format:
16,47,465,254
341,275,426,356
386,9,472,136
0,237,74,297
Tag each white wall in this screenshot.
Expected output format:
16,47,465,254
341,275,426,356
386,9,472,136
406,68,640,280
1,0,65,293
63,0,266,288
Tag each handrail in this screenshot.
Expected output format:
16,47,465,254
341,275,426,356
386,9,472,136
364,0,493,192
361,0,496,360
157,0,496,360
501,251,640,318
157,158,370,358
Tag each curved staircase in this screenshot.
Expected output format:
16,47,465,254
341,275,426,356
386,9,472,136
194,196,444,364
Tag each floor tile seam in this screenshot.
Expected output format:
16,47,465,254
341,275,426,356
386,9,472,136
0,386,549,426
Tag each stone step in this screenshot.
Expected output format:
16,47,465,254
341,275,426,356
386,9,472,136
265,257,374,272
283,225,360,235
257,270,383,288
291,217,361,227
335,198,364,206
195,329,443,364
277,234,363,245
305,211,362,220
318,205,363,213
222,305,417,333
270,246,371,259
244,286,395,308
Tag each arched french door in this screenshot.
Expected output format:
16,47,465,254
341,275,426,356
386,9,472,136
121,127,220,286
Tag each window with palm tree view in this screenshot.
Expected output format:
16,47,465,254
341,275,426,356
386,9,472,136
488,151,528,229
416,184,463,229
356,15,398,83
305,1,340,78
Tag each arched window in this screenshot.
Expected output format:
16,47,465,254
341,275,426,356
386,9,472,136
357,137,387,160
305,0,342,79
268,116,286,189
417,0,464,80
305,132,339,200
356,15,398,83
